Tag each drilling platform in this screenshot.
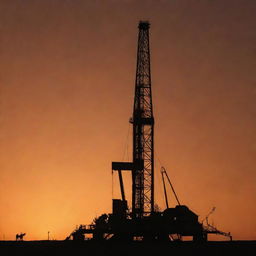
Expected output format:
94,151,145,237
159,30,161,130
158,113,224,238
67,21,231,242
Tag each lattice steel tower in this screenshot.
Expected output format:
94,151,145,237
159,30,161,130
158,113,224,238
112,21,154,220
131,21,154,218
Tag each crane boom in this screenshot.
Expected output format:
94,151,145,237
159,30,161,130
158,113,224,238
161,167,181,206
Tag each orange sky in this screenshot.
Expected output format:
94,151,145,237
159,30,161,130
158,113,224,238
0,0,255,241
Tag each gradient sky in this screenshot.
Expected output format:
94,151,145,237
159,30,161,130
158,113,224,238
0,0,255,240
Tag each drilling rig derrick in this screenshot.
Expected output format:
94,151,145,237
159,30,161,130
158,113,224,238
68,21,231,242
112,21,154,220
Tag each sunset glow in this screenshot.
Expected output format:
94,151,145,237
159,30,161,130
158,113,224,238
0,0,255,241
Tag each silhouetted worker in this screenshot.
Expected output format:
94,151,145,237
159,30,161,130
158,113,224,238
16,233,26,241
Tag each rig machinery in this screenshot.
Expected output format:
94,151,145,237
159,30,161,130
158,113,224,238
67,21,231,242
